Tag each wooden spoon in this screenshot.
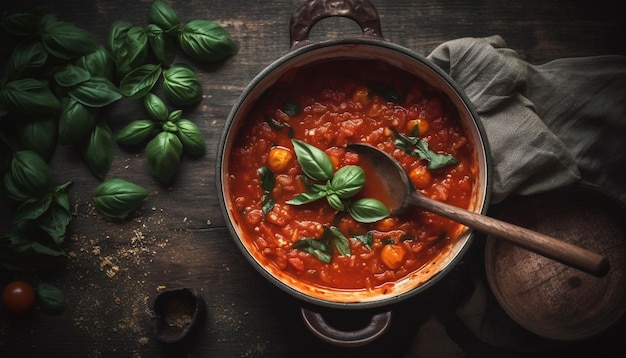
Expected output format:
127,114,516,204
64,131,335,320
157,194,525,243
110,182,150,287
347,143,610,277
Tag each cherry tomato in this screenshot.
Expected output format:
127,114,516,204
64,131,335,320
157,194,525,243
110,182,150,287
380,243,407,270
2,280,36,314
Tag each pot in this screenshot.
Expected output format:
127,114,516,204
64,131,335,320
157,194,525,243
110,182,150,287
217,0,491,346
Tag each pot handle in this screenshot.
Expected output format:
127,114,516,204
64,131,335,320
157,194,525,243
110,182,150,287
289,0,384,50
300,307,392,347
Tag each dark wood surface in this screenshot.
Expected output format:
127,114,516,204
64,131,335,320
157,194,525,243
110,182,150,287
1,0,624,357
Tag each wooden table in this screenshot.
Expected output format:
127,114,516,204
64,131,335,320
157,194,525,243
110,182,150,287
1,0,624,357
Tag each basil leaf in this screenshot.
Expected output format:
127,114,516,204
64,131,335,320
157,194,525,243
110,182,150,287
347,198,390,223
286,184,326,205
81,121,113,180
0,78,60,116
258,166,275,193
119,64,162,99
17,117,57,161
11,183,70,247
282,101,301,117
162,65,202,106
146,131,183,184
13,196,53,225
2,172,32,203
36,283,66,316
146,24,175,67
291,139,334,181
329,165,364,199
265,114,294,138
107,21,133,71
327,226,350,256
4,41,48,80
258,166,275,215
370,82,400,103
293,238,332,264
8,150,52,198
93,178,148,219
143,92,168,122
54,64,91,87
175,119,205,156
326,193,345,211
74,46,116,80
116,119,155,146
0,10,46,37
391,128,458,169
69,76,122,108
178,19,239,62
148,0,180,33
353,231,373,250
168,109,182,122
58,97,98,145
123,26,149,69
414,140,459,169
0,230,67,271
42,20,99,60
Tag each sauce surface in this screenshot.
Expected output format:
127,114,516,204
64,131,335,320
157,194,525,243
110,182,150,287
227,59,476,291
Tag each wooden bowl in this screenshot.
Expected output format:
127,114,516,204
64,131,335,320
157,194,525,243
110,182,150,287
151,288,204,343
485,184,626,340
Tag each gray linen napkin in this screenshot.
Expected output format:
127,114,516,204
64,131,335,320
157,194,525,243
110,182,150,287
405,35,626,357
426,35,626,204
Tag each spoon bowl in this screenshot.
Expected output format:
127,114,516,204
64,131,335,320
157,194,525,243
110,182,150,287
347,143,610,277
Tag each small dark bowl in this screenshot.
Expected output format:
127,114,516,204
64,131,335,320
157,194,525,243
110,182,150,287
151,288,204,343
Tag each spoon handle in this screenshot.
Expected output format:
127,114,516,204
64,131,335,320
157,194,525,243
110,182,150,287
411,193,610,277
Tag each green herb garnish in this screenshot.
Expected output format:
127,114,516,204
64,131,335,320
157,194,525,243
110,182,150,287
286,139,389,223
293,225,350,263
258,166,276,215
391,127,458,169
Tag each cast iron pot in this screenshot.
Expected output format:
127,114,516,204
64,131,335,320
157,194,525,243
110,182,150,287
217,0,491,346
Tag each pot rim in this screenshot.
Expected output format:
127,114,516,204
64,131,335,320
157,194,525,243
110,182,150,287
217,37,492,309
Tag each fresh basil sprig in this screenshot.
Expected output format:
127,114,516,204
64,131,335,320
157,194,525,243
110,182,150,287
287,139,389,223
93,178,148,219
293,225,350,264
293,238,332,264
391,127,458,169
116,92,206,183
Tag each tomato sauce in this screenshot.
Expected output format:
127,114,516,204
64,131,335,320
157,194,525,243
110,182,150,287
227,59,476,291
